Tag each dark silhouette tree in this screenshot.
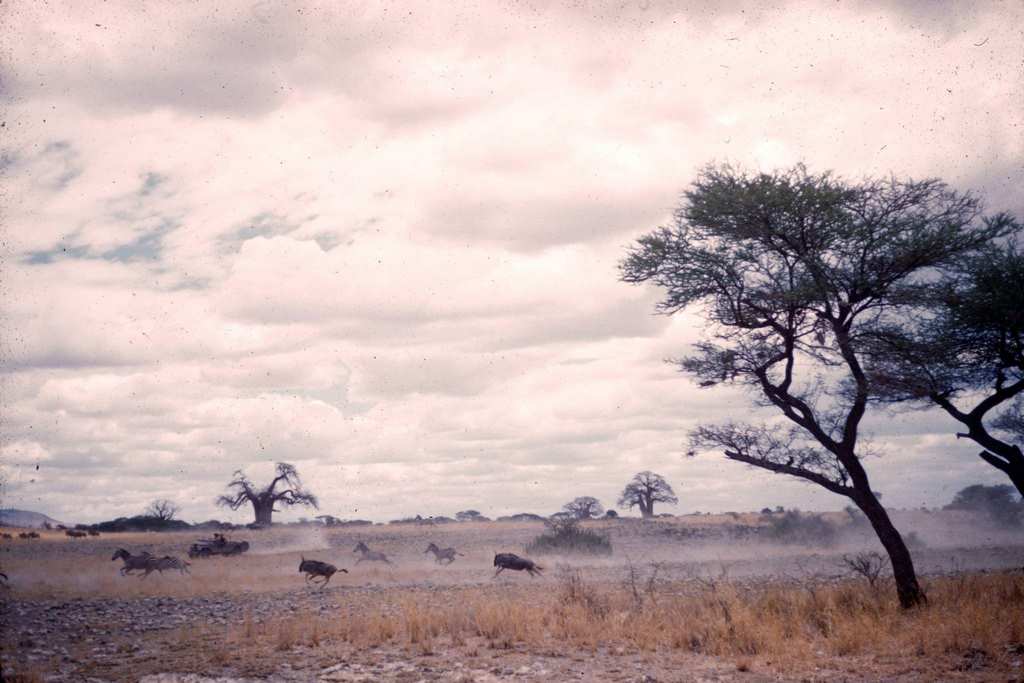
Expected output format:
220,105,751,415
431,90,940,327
144,499,180,521
456,509,486,522
562,496,604,519
618,471,678,518
868,240,1024,496
621,163,1010,608
945,483,1022,526
216,462,318,526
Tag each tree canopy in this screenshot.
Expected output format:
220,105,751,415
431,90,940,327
617,471,678,518
216,462,318,526
562,496,604,519
144,499,180,521
621,163,1011,607
869,240,1024,495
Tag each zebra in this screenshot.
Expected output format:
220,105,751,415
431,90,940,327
353,541,393,565
493,553,543,578
299,557,347,588
111,549,189,577
147,555,191,576
424,542,463,565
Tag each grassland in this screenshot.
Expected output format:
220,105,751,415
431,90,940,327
2,512,1023,681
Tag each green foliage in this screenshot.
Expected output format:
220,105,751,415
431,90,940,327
526,516,613,556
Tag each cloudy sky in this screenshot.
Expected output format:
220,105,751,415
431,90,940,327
1,1,1022,524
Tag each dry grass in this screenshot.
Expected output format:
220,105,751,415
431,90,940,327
193,570,1024,674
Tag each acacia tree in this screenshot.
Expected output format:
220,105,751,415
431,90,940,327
144,499,180,521
868,241,1024,496
621,163,1010,608
618,471,678,518
216,462,318,526
563,496,604,519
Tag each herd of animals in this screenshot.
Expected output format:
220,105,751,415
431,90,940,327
0,530,546,589
100,536,545,589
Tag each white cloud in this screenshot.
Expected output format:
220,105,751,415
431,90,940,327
2,0,1022,523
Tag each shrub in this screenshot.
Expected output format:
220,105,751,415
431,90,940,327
496,513,546,522
525,516,613,556
765,510,837,546
945,484,1023,527
88,515,191,533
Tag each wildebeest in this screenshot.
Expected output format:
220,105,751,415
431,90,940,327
1,533,12,540
353,541,393,565
112,549,154,575
65,529,87,538
299,557,348,588
18,532,40,539
425,542,464,565
493,552,543,578
87,529,101,537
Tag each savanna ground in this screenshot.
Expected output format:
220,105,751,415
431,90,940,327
2,511,1024,682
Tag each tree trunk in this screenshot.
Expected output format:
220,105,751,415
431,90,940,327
641,495,653,519
855,494,925,608
252,498,274,526
978,447,1024,500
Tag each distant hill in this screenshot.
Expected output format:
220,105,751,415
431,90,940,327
0,508,66,529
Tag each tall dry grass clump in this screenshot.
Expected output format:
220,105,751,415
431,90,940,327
213,570,1024,671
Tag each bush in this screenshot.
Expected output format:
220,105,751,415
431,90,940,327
88,515,191,533
765,510,837,546
525,516,613,556
945,484,1023,527
496,513,546,522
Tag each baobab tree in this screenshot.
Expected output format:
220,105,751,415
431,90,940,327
618,471,678,518
621,163,1010,608
563,496,604,519
216,462,318,526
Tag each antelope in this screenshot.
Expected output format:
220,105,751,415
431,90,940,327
425,542,463,565
353,541,393,565
299,557,347,588
493,553,543,578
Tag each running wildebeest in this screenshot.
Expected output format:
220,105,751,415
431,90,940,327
112,549,154,576
353,541,393,565
298,557,348,588
425,542,464,565
493,552,543,578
